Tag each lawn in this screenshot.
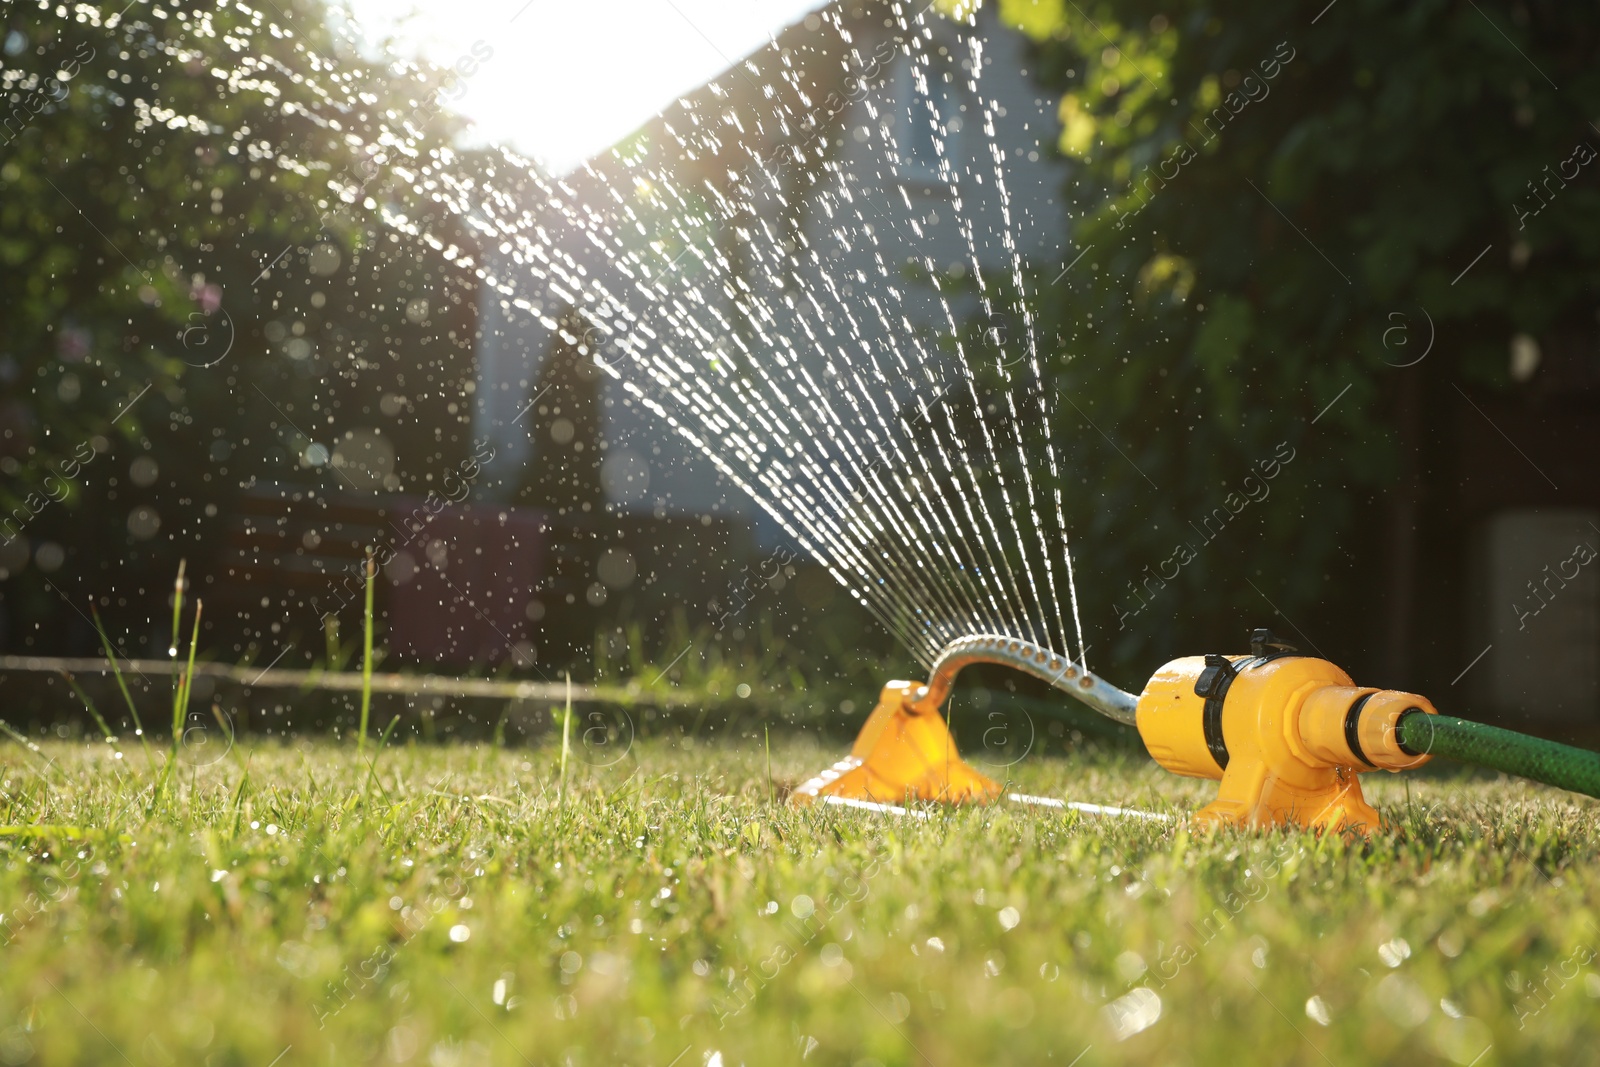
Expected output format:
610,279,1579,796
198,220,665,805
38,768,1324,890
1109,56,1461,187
1,729,1596,1066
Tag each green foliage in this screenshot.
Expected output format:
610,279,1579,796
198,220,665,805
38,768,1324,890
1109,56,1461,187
982,0,1600,676
0,2,477,654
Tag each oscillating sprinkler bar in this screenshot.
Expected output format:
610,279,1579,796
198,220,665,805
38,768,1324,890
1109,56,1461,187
909,634,1139,726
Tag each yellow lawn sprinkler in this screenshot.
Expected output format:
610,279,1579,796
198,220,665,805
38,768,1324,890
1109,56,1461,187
792,628,1600,831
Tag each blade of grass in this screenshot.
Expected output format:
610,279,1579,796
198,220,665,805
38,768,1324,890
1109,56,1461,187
169,558,186,658
230,762,251,837
0,719,60,781
89,601,151,763
359,547,375,755
0,719,45,758
207,700,235,762
0,825,89,839
560,671,572,800
155,599,204,809
173,599,203,744
58,671,117,747
168,559,186,716
363,713,402,802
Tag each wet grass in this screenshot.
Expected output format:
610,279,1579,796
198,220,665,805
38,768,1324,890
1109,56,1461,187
1,732,1597,1066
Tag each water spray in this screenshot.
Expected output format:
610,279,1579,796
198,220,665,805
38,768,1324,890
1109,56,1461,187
794,628,1600,830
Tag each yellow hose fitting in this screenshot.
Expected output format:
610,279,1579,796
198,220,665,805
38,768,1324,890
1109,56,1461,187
1134,632,1436,832
1297,686,1435,772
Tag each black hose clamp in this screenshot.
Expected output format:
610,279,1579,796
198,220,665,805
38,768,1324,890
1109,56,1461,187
1194,654,1238,771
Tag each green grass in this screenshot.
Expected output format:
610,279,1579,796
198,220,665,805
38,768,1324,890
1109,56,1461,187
1,731,1597,1066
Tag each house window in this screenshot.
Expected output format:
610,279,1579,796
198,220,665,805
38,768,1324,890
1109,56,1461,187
896,59,961,184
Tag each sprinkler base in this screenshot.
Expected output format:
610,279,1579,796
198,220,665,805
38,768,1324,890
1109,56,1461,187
1191,769,1382,833
791,681,1001,806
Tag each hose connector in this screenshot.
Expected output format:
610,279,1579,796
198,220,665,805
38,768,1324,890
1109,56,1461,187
1297,686,1434,772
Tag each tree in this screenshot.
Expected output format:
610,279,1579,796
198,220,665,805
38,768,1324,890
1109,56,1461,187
984,0,1600,688
0,1,478,655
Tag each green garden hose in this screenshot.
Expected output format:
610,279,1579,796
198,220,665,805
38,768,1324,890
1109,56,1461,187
1399,711,1600,801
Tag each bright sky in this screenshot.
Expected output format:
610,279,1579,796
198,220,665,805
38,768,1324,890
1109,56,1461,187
344,0,826,175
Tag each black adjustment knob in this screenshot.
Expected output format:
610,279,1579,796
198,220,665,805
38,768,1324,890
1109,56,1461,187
1249,628,1298,658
